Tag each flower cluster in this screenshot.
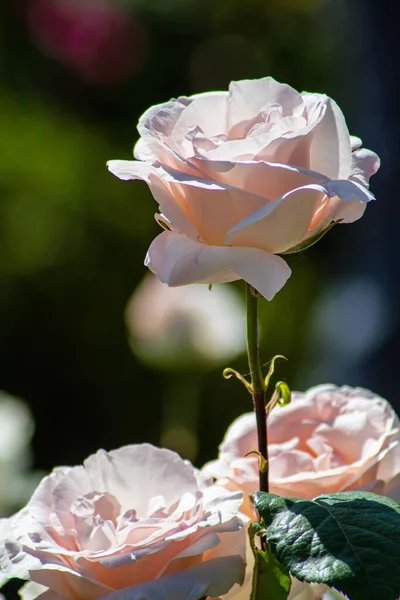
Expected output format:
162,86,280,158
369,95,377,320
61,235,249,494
0,76,388,600
1,385,399,600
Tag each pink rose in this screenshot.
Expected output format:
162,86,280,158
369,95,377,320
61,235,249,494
108,77,380,300
0,444,246,600
206,385,400,600
204,385,400,512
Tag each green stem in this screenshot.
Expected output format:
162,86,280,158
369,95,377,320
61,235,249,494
246,284,268,493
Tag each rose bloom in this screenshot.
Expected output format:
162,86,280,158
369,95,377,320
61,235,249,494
0,444,246,600
108,77,380,300
205,385,400,600
204,385,400,513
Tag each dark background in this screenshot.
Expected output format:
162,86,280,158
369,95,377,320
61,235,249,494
0,0,398,483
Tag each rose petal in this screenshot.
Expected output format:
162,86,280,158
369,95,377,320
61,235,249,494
168,533,220,557
145,231,291,301
108,160,271,245
248,96,324,167
133,138,157,163
300,178,376,236
19,582,60,600
78,539,197,589
136,98,188,164
384,473,400,502
376,437,400,492
218,534,253,600
101,556,245,600
227,77,304,134
107,160,200,239
350,135,362,150
83,445,198,517
0,515,42,580
201,116,308,164
133,98,203,176
30,564,113,600
144,165,270,245
138,98,189,139
172,92,229,141
136,97,224,175
351,147,381,185
194,159,328,200
225,186,324,253
303,94,352,180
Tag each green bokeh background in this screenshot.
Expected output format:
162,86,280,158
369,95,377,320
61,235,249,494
0,0,379,472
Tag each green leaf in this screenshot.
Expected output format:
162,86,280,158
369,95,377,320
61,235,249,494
249,522,291,600
254,491,400,600
280,220,342,255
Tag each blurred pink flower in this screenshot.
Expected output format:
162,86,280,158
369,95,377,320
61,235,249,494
126,274,246,368
108,77,379,299
27,0,148,85
0,444,246,600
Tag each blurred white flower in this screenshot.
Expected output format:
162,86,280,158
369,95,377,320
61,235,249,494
0,391,41,516
125,274,246,368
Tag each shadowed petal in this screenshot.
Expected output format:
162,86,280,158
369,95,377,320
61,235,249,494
145,232,291,300
303,94,352,180
351,148,381,186
108,160,268,245
107,160,199,239
19,582,63,600
30,564,113,600
194,158,328,200
101,556,245,600
225,186,324,254
307,179,376,229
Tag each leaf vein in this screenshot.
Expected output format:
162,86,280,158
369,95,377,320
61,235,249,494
318,502,373,590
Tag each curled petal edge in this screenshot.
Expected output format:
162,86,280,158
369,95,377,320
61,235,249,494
145,231,291,301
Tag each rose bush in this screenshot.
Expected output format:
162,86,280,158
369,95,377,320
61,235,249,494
0,444,246,600
204,385,400,514
108,77,380,300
